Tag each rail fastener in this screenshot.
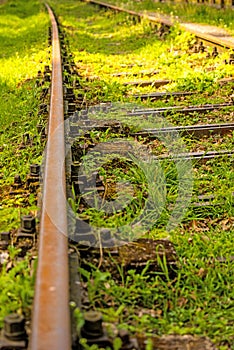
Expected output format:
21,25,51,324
0,314,28,350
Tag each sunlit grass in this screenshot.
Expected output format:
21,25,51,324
0,1,49,227
0,0,50,328
107,0,234,33
50,1,234,103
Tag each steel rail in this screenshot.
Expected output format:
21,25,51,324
85,0,234,49
85,0,172,26
132,122,234,137
179,23,234,50
111,69,159,77
73,102,233,119
156,149,234,161
126,102,234,116
30,4,71,350
71,120,234,138
132,91,195,100
123,79,171,87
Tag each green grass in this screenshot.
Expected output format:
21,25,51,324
48,0,234,106
0,247,35,328
0,0,49,326
106,0,234,33
0,0,49,232
81,227,234,347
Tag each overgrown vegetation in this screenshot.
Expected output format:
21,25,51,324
0,0,49,324
49,0,234,106
0,0,49,231
106,0,234,33
1,0,233,347
0,247,35,327
48,1,234,348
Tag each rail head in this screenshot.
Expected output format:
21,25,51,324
30,4,71,350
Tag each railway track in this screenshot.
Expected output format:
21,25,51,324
83,0,234,49
1,1,233,349
31,1,233,350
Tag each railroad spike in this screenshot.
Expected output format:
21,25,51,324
9,174,24,195
20,214,36,234
0,314,28,350
212,47,218,58
4,314,27,342
79,311,113,348
118,329,139,350
198,41,205,53
0,231,11,249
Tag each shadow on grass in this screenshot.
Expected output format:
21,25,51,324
0,0,48,59
57,2,165,56
0,0,42,19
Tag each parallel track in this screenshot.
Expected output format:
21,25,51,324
85,0,234,49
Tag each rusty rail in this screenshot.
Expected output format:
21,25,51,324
85,0,234,49
30,4,71,350
132,122,234,138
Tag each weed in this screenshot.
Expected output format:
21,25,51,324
0,248,35,327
